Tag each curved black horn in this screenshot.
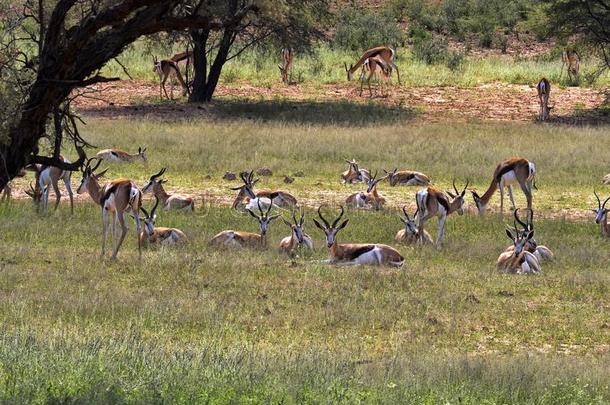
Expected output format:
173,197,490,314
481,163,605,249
603,196,610,209
594,190,602,208
332,205,345,228
266,195,275,216
256,198,264,217
299,207,305,226
527,208,534,230
452,179,459,195
514,208,528,231
317,206,330,228
151,167,166,179
151,195,160,217
90,158,103,173
402,205,410,220
462,179,470,195
140,206,150,218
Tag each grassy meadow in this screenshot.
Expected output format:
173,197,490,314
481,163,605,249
2,114,610,403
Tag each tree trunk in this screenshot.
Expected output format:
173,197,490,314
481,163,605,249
201,28,235,102
188,29,209,103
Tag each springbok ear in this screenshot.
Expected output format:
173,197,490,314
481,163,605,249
337,219,349,230
138,147,141,153
269,214,281,221
446,191,456,198
505,229,514,240
471,190,480,199
95,169,108,179
525,230,534,239
313,218,325,230
246,209,258,219
282,218,292,227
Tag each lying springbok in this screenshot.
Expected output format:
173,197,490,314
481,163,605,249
359,56,392,97
497,220,541,274
279,208,314,255
592,190,610,238
395,206,432,244
96,147,147,163
34,156,75,213
345,171,385,210
341,159,370,184
471,157,536,215
231,170,297,210
602,173,610,185
139,196,188,247
536,78,552,121
313,205,404,267
504,209,554,262
76,157,142,259
416,180,469,246
561,49,580,83
279,47,294,84
344,46,401,85
383,168,430,187
142,168,194,211
210,197,280,249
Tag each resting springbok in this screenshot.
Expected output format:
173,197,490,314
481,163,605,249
504,209,554,262
602,173,610,185
279,208,314,255
210,197,280,249
592,190,610,238
35,156,75,214
142,168,195,211
416,180,469,246
395,206,432,244
471,157,536,215
359,56,392,97
279,48,294,84
537,78,552,121
153,56,189,99
341,159,370,184
561,49,580,83
139,196,188,247
313,205,404,267
497,221,541,274
96,147,147,163
76,157,142,259
231,170,297,210
383,168,430,187
344,46,401,85
345,171,385,210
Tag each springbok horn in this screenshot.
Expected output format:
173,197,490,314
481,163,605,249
332,205,345,228
140,206,150,218
402,205,410,220
603,196,610,209
594,190,602,208
317,206,330,228
90,158,103,173
151,167,166,179
151,195,160,217
514,208,528,231
453,179,459,195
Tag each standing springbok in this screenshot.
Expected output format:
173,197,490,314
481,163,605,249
153,56,189,99
471,157,536,215
592,190,610,238
383,168,430,187
210,198,280,249
139,196,188,247
504,208,554,262
344,46,401,85
279,48,294,84
395,206,432,244
341,159,370,184
537,78,552,121
561,49,580,83
142,168,195,211
279,208,314,255
36,156,75,214
497,226,541,274
359,56,392,97
231,170,297,210
416,180,469,246
76,157,142,259
96,147,147,163
313,206,404,267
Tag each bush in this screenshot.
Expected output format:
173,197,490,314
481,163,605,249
333,9,405,52
412,36,449,64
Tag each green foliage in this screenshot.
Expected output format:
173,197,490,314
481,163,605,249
412,35,464,70
333,9,405,52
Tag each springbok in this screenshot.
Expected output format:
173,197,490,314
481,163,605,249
592,190,610,238
171,50,193,67
561,49,580,83
536,78,552,121
36,156,75,214
504,208,554,262
341,159,370,184
96,147,147,163
76,157,142,259
344,46,401,85
139,196,188,247
231,170,297,210
278,48,294,84
395,206,433,244
313,206,404,267
24,181,43,204
346,171,385,210
142,168,195,211
279,208,314,256
210,198,280,249
383,168,430,187
497,222,541,274
602,173,610,185
471,157,536,215
416,180,469,246
153,56,189,99
359,56,392,97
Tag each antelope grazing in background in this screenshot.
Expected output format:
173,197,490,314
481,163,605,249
153,56,189,100
359,56,392,97
416,180,469,246
345,171,385,210
383,168,430,187
77,157,142,259
592,190,610,238
471,157,536,215
313,206,404,267
142,168,195,211
344,46,401,85
171,50,193,67
536,78,552,121
395,206,432,244
210,197,280,249
341,159,370,184
139,196,188,247
231,170,297,210
96,147,147,163
602,173,610,185
497,225,541,274
279,208,314,256
504,209,554,262
278,47,294,84
561,49,580,83
36,156,75,213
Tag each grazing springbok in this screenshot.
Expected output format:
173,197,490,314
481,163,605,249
278,47,294,84
341,159,371,184
416,180,469,246
536,78,552,121
395,206,432,244
344,46,401,85
210,198,280,249
279,208,314,255
313,206,404,267
24,181,43,204
142,168,195,211
153,56,189,99
231,170,297,210
139,196,188,247
471,157,536,215
346,171,385,210
36,156,75,214
561,49,580,83
96,147,147,163
504,208,554,262
496,215,541,274
77,157,142,259
383,168,430,187
592,190,610,238
359,56,392,97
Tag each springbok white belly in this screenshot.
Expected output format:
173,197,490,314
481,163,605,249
500,170,518,186
353,247,383,265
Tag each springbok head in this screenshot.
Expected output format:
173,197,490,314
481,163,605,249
136,146,147,162
152,56,160,73
24,181,42,203
282,207,307,244
344,63,354,81
446,179,470,215
509,208,538,251
247,196,280,236
231,170,259,200
313,205,349,248
366,170,385,193
399,205,419,236
143,167,167,193
592,190,610,224
140,195,161,236
505,212,535,257
77,157,107,194
383,168,399,186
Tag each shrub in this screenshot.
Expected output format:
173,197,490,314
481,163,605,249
333,9,405,52
412,35,449,65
